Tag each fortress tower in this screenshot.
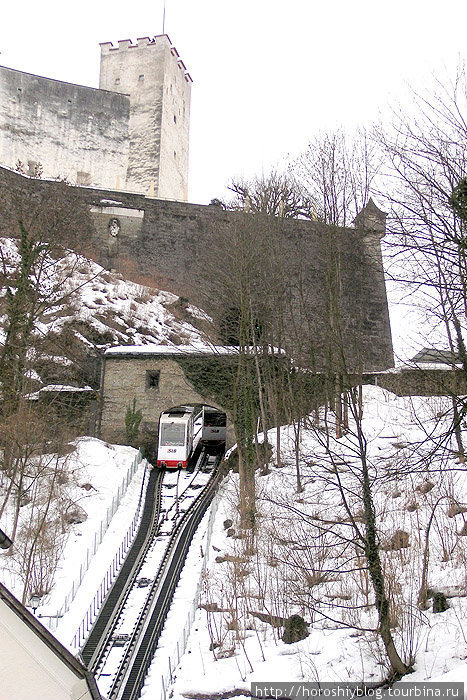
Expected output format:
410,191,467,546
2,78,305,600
0,35,191,200
99,35,192,200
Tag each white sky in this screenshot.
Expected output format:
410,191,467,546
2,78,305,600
2,0,467,205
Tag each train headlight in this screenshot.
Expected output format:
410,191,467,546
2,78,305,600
178,462,183,468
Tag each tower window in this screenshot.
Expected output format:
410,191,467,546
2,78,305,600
174,115,176,123
139,74,144,82
174,151,177,159
145,370,160,390
115,77,120,85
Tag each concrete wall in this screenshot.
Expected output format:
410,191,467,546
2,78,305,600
99,35,191,200
0,65,129,189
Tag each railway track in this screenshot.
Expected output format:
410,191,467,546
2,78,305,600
81,467,164,670
81,448,224,700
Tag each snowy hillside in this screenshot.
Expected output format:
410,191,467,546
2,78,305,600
0,437,147,618
0,237,206,390
2,381,467,697
2,234,466,697
144,387,467,698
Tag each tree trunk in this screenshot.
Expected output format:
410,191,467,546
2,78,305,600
361,443,408,677
335,374,342,439
294,421,303,493
276,423,281,467
418,498,442,609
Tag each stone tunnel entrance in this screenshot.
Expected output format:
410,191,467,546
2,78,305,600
98,345,234,452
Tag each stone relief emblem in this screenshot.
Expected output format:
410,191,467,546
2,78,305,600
108,218,121,237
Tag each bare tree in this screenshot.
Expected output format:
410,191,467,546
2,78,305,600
225,169,313,219
194,211,296,529
375,63,467,456
0,178,97,600
291,128,378,226
261,387,418,679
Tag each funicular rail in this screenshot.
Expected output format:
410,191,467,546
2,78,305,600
109,451,224,700
81,467,164,670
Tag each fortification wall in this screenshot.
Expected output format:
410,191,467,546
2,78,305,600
0,35,191,200
158,43,191,201
369,368,467,396
0,167,394,373
0,65,130,189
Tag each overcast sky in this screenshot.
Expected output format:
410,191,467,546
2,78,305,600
2,0,467,205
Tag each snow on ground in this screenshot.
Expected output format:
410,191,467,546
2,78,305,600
94,463,217,698
3,386,467,699
38,250,204,348
0,237,206,386
149,387,467,700
140,491,223,700
53,443,149,648
0,437,148,650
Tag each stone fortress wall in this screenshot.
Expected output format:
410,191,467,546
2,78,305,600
0,165,395,375
0,35,394,379
0,35,191,200
0,65,130,189
99,352,221,446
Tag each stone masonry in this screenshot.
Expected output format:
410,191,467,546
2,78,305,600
99,36,191,200
99,348,226,445
0,65,129,190
0,166,395,375
0,35,191,200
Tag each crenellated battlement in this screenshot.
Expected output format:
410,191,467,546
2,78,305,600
99,35,165,53
99,34,191,80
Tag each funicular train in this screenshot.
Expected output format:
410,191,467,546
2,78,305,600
200,406,227,446
156,405,226,469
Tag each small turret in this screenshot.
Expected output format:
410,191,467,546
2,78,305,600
353,198,387,237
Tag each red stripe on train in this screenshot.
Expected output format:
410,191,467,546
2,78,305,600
157,460,188,468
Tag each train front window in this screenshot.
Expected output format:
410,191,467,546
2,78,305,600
160,423,186,446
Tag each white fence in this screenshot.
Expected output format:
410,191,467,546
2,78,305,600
48,450,144,632
71,461,148,648
160,480,224,700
